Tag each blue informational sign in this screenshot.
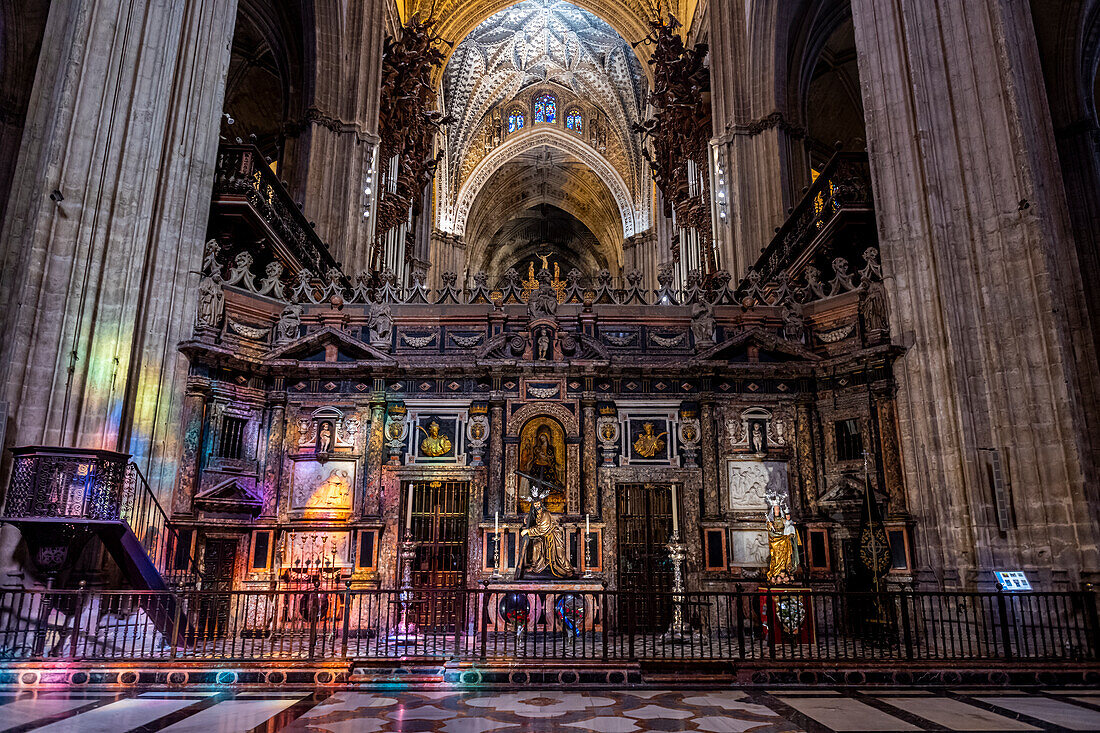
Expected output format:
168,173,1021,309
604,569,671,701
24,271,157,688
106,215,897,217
994,571,1032,591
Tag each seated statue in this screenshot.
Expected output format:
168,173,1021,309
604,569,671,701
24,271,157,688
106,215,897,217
516,472,575,579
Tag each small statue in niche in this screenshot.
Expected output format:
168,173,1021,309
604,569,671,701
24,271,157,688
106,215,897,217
748,420,767,454
276,304,302,343
691,301,715,347
535,326,551,360
765,498,802,585
632,422,667,458
196,272,224,328
417,420,452,457
316,421,334,454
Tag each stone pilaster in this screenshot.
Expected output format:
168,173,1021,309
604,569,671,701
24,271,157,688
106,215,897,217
795,403,818,517
581,395,598,516
488,395,505,516
363,393,387,517
260,395,286,518
699,399,720,518
172,379,211,516
851,0,1100,585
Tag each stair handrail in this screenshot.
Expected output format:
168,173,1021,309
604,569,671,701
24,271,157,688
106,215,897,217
122,462,204,587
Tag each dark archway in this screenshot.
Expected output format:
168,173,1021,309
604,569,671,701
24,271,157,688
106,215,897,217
0,0,49,229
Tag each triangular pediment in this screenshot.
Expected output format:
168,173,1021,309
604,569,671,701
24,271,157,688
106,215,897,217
696,327,818,363
264,326,395,365
195,478,262,515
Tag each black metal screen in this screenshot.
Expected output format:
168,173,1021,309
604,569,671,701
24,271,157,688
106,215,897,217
616,483,676,630
402,480,469,630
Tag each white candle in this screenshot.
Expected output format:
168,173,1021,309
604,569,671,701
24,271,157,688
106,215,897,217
405,484,414,532
586,513,590,536
495,511,499,537
671,487,678,532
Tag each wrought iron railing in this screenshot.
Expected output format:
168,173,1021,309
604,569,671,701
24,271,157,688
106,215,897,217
743,150,874,289
2,447,203,589
0,587,1094,665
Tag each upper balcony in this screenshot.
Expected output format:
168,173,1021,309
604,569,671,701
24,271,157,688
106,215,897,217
209,145,342,278
738,150,876,298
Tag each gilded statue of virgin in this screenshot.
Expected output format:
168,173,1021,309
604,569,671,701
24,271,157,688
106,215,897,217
518,420,566,513
765,500,802,585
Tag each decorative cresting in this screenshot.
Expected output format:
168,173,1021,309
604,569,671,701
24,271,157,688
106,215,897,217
373,15,452,267
451,127,641,238
633,15,714,270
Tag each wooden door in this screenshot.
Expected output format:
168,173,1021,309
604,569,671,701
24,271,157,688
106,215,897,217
616,483,677,631
197,537,237,638
401,480,469,630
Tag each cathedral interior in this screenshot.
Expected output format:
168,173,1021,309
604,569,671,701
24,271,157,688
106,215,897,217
0,0,1098,704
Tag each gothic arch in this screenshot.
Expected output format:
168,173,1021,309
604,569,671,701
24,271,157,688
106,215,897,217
450,127,641,239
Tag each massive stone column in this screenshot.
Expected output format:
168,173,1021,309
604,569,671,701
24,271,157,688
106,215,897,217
708,1,800,279
281,0,387,274
851,0,1100,587
0,0,238,506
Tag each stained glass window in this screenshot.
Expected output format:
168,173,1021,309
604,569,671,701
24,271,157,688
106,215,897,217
508,110,525,134
534,93,557,124
566,109,582,132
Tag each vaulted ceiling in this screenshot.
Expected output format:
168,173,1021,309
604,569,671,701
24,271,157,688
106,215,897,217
435,0,650,247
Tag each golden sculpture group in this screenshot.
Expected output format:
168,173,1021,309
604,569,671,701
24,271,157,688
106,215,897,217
765,501,802,585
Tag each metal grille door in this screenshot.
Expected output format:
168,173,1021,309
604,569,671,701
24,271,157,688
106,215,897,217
616,483,676,630
401,480,469,630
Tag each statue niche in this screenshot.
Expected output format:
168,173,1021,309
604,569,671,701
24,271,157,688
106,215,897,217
515,416,574,580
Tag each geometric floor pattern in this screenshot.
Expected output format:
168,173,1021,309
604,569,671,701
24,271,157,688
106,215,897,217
1,687,1099,732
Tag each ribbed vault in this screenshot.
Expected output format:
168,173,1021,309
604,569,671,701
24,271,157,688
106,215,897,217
464,144,624,278
436,0,650,244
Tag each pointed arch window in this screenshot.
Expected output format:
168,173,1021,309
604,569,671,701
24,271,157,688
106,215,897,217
508,109,526,134
566,108,583,132
534,93,557,124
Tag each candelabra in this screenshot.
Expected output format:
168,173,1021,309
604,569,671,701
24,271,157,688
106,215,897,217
662,527,692,644
392,526,419,644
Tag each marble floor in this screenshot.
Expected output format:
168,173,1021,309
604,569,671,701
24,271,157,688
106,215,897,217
0,687,1097,732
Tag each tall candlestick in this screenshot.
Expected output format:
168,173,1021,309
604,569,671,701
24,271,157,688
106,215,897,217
671,486,678,535
405,484,414,533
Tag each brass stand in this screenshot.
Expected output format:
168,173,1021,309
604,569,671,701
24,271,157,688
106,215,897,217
662,529,697,644
391,527,419,644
